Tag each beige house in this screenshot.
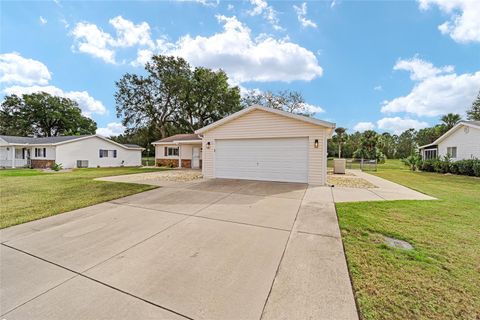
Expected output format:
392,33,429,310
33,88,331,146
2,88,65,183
152,134,202,169
154,105,335,184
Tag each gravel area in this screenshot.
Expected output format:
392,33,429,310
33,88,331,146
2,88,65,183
131,170,203,182
327,174,377,188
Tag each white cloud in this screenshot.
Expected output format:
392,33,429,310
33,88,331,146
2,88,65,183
418,0,480,43
4,85,107,117
108,16,154,48
96,122,125,137
167,15,323,83
353,122,375,132
227,4,234,10
302,103,324,114
383,57,480,117
174,0,219,6
39,16,47,25
393,56,453,81
377,117,428,134
71,22,116,64
374,85,382,91
248,0,283,30
293,3,317,28
71,16,155,64
0,52,51,86
330,0,338,8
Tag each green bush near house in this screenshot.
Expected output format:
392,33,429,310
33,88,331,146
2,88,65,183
419,158,480,177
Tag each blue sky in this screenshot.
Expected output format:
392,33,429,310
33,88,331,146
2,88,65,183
1,0,479,136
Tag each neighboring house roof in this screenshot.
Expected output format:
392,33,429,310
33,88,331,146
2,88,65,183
0,134,144,150
195,105,336,135
0,135,89,144
122,143,143,148
419,120,480,149
152,133,202,144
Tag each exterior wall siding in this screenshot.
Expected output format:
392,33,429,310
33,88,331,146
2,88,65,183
155,144,199,160
438,125,480,160
55,136,141,168
201,109,329,185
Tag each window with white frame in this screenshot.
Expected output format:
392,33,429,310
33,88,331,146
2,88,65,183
447,147,457,158
35,147,46,158
166,147,179,156
99,149,118,158
423,149,437,160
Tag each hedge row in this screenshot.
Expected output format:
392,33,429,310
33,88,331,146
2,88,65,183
420,158,480,177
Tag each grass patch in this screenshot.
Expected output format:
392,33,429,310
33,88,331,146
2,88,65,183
0,167,168,229
336,164,480,319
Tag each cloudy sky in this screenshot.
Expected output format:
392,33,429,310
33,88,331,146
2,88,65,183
1,0,479,136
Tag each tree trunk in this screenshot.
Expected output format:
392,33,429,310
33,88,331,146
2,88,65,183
338,143,342,159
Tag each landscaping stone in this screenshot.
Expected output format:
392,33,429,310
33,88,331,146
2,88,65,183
384,236,414,250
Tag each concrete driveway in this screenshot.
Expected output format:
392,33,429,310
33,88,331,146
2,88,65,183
0,179,358,320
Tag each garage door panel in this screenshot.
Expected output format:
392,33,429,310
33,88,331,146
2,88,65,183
215,138,308,183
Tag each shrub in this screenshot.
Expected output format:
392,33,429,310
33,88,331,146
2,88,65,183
50,163,63,171
420,159,435,172
420,157,480,177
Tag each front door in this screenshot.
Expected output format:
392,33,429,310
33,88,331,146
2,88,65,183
192,147,200,169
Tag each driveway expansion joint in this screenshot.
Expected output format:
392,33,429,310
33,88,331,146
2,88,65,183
1,243,194,320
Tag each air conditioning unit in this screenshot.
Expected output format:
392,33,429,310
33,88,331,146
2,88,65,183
77,160,89,168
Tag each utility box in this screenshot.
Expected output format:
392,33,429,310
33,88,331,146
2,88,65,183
334,158,346,174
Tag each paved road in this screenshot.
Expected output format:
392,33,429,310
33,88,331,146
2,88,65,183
1,179,358,320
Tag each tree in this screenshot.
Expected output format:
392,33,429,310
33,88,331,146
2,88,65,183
353,130,385,162
178,67,241,132
115,55,190,139
334,127,347,158
378,132,397,159
467,90,480,121
441,113,461,130
415,125,444,146
115,55,241,139
396,129,417,158
241,90,313,116
0,92,97,137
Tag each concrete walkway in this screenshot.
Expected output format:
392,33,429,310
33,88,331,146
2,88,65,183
329,170,436,203
1,179,358,320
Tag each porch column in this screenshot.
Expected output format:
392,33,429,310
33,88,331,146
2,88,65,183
11,146,15,168
178,144,182,168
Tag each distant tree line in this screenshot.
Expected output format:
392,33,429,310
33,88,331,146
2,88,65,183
328,107,480,161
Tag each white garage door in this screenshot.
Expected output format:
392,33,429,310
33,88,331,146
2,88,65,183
215,138,308,183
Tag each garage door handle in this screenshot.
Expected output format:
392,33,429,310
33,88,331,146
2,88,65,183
257,162,259,166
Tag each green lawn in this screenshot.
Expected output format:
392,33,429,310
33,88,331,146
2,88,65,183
142,157,155,166
0,167,168,229
336,161,480,319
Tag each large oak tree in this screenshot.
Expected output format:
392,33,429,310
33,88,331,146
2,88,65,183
0,92,97,137
115,55,241,138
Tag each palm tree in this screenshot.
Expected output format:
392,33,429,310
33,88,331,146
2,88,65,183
334,127,347,158
441,113,462,130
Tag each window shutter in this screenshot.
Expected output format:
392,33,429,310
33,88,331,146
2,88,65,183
99,150,102,158
113,150,117,158
164,147,167,156
35,148,37,157
43,148,46,157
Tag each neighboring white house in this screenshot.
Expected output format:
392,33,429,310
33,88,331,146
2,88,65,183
419,120,480,161
0,135,143,168
154,105,335,185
